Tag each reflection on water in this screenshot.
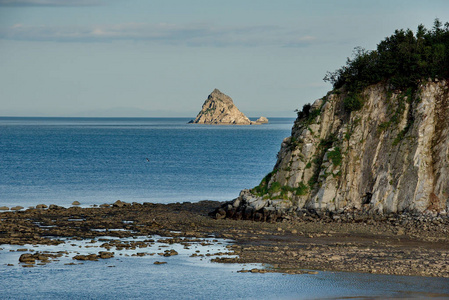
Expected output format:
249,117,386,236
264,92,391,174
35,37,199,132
1,236,448,300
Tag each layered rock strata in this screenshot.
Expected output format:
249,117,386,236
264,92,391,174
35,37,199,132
189,89,267,125
216,79,449,218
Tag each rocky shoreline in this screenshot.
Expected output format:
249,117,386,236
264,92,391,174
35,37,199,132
1,201,448,277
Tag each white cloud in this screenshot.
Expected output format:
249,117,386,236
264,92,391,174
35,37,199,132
0,0,102,6
0,22,319,47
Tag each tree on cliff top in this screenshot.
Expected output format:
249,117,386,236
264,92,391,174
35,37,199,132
324,19,449,92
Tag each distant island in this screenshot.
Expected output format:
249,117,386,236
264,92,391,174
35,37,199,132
189,89,268,125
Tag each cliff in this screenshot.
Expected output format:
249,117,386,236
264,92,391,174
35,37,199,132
218,79,449,218
189,89,268,125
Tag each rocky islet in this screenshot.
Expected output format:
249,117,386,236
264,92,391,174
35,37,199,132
189,89,268,125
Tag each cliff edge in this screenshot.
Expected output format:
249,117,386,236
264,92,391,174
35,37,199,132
211,21,449,219
189,89,268,125
216,79,449,218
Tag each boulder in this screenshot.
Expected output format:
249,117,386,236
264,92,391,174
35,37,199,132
113,200,128,208
48,204,63,210
160,249,178,257
73,254,99,261
98,251,114,259
19,253,35,264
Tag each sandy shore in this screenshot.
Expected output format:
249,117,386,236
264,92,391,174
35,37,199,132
1,201,448,277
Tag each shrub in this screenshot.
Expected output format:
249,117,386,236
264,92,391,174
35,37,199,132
327,147,342,166
295,103,312,119
324,19,449,92
343,93,364,112
251,170,277,196
377,121,390,133
295,182,309,196
268,182,282,194
295,103,321,125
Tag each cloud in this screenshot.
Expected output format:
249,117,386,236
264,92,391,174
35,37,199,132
0,0,102,6
0,22,318,47
284,35,318,47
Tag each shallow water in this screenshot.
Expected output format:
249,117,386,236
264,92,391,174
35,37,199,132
2,237,449,300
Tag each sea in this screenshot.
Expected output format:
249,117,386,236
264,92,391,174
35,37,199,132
0,117,293,208
1,117,448,299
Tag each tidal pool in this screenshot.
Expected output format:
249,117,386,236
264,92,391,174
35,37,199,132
1,236,448,299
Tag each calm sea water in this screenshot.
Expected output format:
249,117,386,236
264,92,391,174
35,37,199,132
0,117,293,208
2,117,449,299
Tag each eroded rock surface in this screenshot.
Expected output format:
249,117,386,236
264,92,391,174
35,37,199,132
190,89,265,125
221,80,449,216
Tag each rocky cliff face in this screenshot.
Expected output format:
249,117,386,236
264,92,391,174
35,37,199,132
190,89,268,125
220,80,449,217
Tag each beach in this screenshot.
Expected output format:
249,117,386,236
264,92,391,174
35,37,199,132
2,201,448,278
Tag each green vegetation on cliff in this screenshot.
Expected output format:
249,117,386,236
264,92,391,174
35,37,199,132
295,19,448,119
251,169,308,200
324,19,449,92
256,20,449,206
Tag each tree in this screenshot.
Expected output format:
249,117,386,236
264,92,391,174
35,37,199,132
324,19,449,92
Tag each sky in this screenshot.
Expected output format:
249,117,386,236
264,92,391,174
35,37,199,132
0,0,448,117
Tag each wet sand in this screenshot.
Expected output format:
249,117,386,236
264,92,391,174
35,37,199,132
1,201,448,277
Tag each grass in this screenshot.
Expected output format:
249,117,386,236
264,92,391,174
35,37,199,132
327,147,342,166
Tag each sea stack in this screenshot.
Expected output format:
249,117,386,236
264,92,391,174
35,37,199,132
189,89,267,125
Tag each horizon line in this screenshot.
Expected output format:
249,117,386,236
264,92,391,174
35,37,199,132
0,115,296,119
